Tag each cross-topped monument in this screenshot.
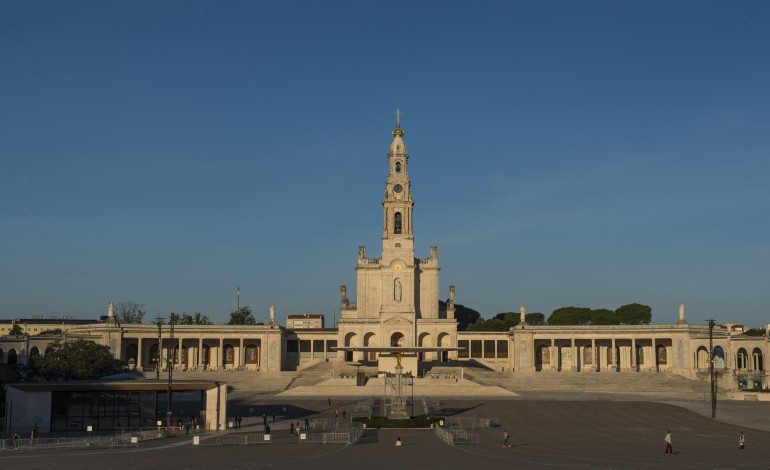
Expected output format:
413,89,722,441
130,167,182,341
394,108,403,124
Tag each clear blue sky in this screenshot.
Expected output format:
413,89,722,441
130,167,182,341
2,1,769,327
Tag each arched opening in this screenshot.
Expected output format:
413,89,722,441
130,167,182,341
696,346,709,370
395,161,401,173
535,344,549,372
202,344,211,369
390,332,405,347
245,343,259,365
394,212,402,234
223,344,235,366
656,344,667,370
713,346,725,369
737,348,748,370
344,333,357,362
125,344,138,368
7,349,18,366
149,344,160,370
418,333,431,361
583,345,593,369
752,348,763,371
363,333,377,361
29,347,40,368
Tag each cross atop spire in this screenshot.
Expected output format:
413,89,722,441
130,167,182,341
394,108,403,125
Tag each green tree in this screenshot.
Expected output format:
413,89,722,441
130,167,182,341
743,328,765,337
466,318,507,331
36,328,63,336
227,306,257,325
548,307,593,325
525,312,546,325
615,303,652,325
590,309,620,325
8,324,24,335
116,301,146,324
451,303,481,331
172,312,213,325
34,339,123,380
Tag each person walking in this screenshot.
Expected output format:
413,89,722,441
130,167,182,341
264,424,271,435
290,422,295,435
238,416,242,429
739,431,745,450
13,432,20,449
664,431,673,455
502,430,510,448
262,413,267,427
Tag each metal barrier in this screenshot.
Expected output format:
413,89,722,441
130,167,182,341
213,433,271,446
1,436,138,451
444,417,496,429
433,424,480,445
299,426,364,445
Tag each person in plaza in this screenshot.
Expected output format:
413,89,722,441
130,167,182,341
739,431,745,450
304,417,310,429
395,436,402,446
295,422,301,435
262,413,267,426
328,398,332,408
342,409,346,419
13,432,20,449
664,431,673,455
237,416,242,428
290,422,295,435
30,423,38,447
502,430,510,448
335,408,339,418
272,413,275,423
264,424,270,435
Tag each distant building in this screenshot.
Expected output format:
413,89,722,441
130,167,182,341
286,314,324,329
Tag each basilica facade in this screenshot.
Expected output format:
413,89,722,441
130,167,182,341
1,122,768,391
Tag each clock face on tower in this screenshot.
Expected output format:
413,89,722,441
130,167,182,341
393,184,402,193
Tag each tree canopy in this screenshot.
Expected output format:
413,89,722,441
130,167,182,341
33,339,123,380
547,304,652,325
227,306,257,325
8,324,23,335
446,302,481,331
116,301,146,324
171,312,213,325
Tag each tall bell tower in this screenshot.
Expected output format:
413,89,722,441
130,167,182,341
381,120,415,265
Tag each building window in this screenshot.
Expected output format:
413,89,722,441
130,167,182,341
497,340,508,358
471,340,482,358
394,212,402,234
458,340,469,358
395,162,401,173
484,340,496,358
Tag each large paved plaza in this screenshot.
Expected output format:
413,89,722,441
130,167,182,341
3,398,770,469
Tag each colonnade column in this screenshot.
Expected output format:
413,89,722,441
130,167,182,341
571,339,577,371
591,338,596,372
239,338,244,369
550,339,556,371
631,338,636,371
137,338,143,371
611,338,617,371
178,337,183,369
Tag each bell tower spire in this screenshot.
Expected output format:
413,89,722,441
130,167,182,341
381,117,414,264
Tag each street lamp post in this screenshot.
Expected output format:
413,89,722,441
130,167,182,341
708,318,717,419
167,314,175,430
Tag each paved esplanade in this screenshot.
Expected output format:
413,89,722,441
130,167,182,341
4,398,770,469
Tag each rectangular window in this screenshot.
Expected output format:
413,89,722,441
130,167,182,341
300,340,311,358
326,340,338,358
286,340,299,354
484,340,496,358
313,340,324,358
497,340,508,358
458,340,469,358
471,340,482,358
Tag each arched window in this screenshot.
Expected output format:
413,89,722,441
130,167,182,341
395,162,401,173
125,344,138,363
696,346,709,369
753,348,763,371
390,332,404,347
149,344,159,366
29,347,40,366
394,212,402,234
737,348,748,370
713,346,725,369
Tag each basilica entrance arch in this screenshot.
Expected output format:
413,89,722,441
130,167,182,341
390,332,405,347
344,333,358,362
364,333,378,361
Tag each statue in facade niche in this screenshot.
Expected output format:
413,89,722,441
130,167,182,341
340,285,349,307
394,279,402,302
358,246,366,259
269,304,275,324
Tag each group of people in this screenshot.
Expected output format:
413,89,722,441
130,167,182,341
11,424,37,449
664,430,746,455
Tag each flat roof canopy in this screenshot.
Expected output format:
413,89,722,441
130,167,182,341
333,346,463,352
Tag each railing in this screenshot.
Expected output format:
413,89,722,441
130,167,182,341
444,417,496,429
433,426,479,445
0,436,138,451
